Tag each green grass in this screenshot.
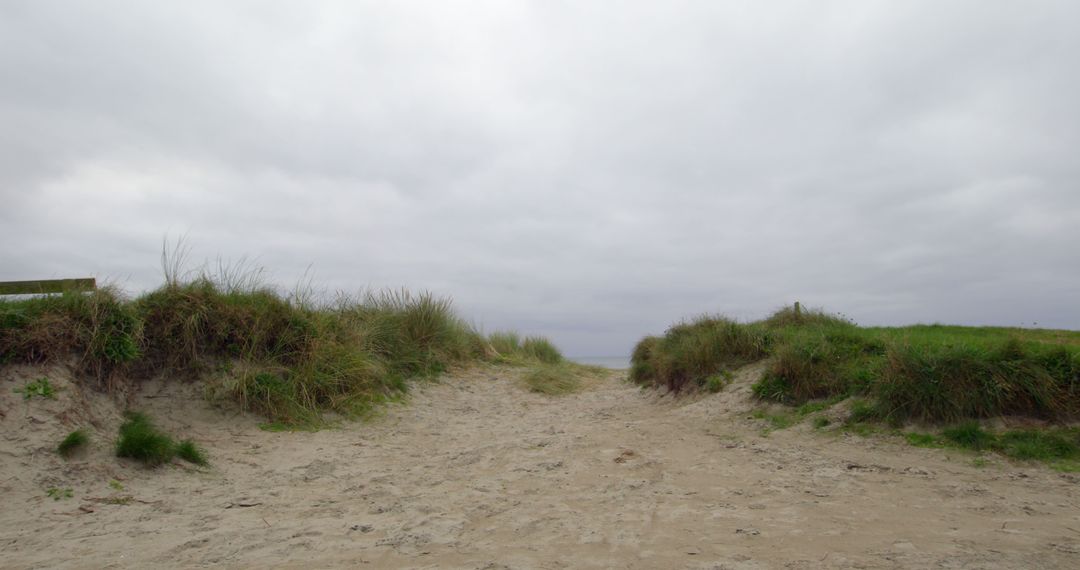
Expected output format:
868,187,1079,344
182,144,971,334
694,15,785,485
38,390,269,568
116,412,176,466
522,362,598,395
903,424,1080,469
632,305,1080,426
175,439,209,466
57,429,90,457
15,377,57,400
488,331,565,365
751,408,797,432
46,487,73,500
630,315,770,392
0,250,565,427
115,411,209,467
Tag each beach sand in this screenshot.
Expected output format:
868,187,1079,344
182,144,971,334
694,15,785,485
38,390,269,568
3,362,1080,569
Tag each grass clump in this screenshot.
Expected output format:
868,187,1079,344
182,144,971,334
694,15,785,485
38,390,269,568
523,363,583,395
115,411,208,467
175,439,209,466
630,315,770,393
57,429,90,457
116,412,177,466
941,421,997,451
46,487,73,500
488,332,565,365
522,336,563,364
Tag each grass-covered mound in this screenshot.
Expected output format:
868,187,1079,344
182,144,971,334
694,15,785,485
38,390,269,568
0,266,565,426
631,306,1080,424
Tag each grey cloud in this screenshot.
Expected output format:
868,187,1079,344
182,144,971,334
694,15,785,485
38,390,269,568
3,1,1080,355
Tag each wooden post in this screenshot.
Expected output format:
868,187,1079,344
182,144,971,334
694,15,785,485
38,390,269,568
794,301,801,318
0,278,97,295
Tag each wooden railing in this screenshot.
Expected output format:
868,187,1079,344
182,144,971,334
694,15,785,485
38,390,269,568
0,278,97,295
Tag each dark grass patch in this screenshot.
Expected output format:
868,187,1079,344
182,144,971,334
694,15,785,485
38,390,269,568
57,428,90,457
116,412,176,467
175,439,209,466
116,411,210,467
942,421,997,451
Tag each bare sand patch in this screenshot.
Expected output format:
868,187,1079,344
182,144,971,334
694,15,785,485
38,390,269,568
3,363,1080,568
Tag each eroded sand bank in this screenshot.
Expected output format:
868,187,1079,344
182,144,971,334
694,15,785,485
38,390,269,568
3,363,1080,569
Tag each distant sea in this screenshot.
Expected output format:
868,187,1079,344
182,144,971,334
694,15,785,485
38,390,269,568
568,356,631,369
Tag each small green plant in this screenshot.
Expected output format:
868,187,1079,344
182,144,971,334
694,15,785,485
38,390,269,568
752,409,796,432
847,400,878,423
109,480,124,491
904,432,939,447
16,377,56,400
751,374,790,402
942,421,996,451
116,412,176,466
116,411,209,467
57,429,90,457
704,370,734,393
46,487,73,501
175,439,209,466
812,416,831,429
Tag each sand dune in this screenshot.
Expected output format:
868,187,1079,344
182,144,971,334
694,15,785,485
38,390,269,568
3,362,1080,569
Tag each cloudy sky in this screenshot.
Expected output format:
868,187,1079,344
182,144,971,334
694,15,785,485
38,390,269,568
2,1,1079,356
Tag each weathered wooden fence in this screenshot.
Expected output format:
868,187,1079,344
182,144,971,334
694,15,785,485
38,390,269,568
0,278,97,296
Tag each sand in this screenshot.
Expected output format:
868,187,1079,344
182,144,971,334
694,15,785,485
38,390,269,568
3,361,1080,569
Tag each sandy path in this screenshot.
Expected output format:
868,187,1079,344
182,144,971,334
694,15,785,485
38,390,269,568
3,364,1080,569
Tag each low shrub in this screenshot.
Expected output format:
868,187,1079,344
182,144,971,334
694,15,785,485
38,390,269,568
57,429,90,457
116,412,176,467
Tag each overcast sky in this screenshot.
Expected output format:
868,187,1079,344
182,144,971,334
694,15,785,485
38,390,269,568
2,1,1079,356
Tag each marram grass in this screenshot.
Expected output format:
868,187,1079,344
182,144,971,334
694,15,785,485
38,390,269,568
0,252,566,427
632,306,1080,424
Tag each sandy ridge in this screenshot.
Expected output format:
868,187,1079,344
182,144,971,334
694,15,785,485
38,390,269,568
2,363,1080,568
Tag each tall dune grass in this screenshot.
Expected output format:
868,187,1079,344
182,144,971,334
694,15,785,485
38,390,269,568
632,306,1080,424
0,255,562,426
